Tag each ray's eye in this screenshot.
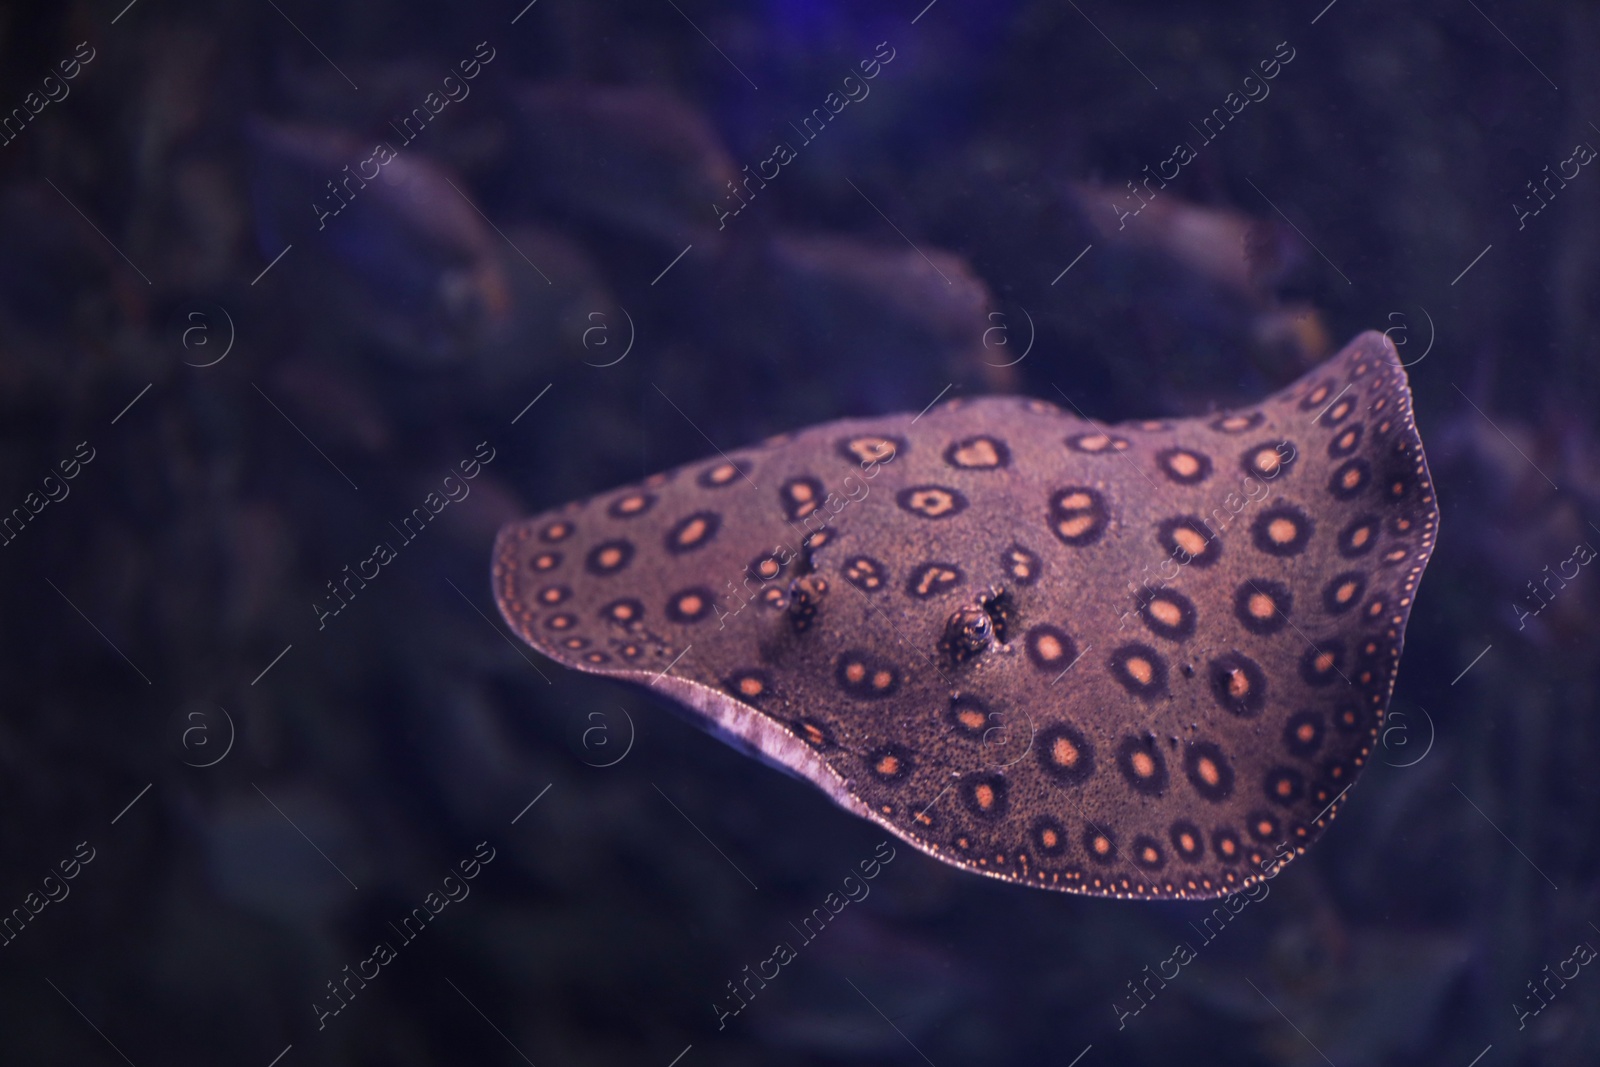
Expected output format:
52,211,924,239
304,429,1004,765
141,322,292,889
942,607,994,663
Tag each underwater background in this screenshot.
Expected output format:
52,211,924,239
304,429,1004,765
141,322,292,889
2,0,1598,1063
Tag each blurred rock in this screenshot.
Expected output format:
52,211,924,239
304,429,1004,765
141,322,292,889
710,231,1013,417
513,84,738,245
248,119,511,366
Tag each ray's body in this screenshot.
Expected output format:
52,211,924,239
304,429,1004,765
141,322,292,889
494,332,1438,900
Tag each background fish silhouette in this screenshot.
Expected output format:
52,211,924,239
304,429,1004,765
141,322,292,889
496,330,1438,899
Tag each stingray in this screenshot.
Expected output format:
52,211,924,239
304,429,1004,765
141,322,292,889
493,331,1437,900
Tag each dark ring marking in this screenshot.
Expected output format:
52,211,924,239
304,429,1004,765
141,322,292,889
1241,441,1298,480
1108,643,1168,698
1247,811,1282,843
1182,741,1236,802
1319,395,1357,426
698,460,749,488
1083,823,1120,865
835,649,902,700
1328,423,1364,458
1024,624,1079,674
866,743,913,782
790,718,836,750
1156,447,1213,485
906,562,965,599
1036,723,1095,785
1299,641,1345,686
1003,543,1043,586
1332,700,1365,734
958,772,1010,820
1116,735,1170,796
1382,463,1416,503
599,597,645,626
1322,571,1367,615
1338,514,1380,558
1136,585,1198,641
1328,458,1372,501
837,434,905,468
1031,816,1070,856
1283,710,1325,758
947,695,995,738
585,539,636,576
748,551,787,585
665,586,716,624
944,435,1011,470
1264,766,1305,807
1251,505,1314,557
1208,652,1267,717
1233,579,1292,635
539,520,575,543
1170,821,1205,863
724,669,774,703
664,510,721,554
1049,487,1109,547
1211,411,1265,434
841,554,888,593
780,477,826,521
607,493,657,519
1211,827,1243,864
1156,515,1221,568
1131,835,1167,871
1298,378,1338,411
896,485,970,520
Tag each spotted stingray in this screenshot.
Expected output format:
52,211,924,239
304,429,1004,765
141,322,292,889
493,331,1437,900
